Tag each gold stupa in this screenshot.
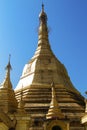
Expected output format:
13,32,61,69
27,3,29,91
14,4,85,129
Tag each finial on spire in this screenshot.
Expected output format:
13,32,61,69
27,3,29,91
39,3,47,24
2,54,12,89
5,54,12,70
9,54,11,62
42,3,44,12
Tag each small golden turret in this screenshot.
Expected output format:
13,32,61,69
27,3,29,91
0,55,18,113
2,54,12,89
46,82,64,119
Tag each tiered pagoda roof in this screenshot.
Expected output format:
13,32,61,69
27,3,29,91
15,5,85,126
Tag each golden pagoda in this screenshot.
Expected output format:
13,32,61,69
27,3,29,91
15,4,85,130
0,4,86,130
0,57,30,130
0,55,18,113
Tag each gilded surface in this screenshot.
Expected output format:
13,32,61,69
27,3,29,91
15,5,85,130
0,4,85,130
46,120,68,130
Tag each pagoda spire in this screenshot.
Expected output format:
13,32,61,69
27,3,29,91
39,3,47,24
0,55,18,113
2,55,12,89
46,82,64,119
38,4,49,46
5,54,12,75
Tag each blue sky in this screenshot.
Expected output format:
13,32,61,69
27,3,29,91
0,0,87,96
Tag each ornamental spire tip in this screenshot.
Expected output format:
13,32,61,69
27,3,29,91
5,54,12,70
42,3,44,12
